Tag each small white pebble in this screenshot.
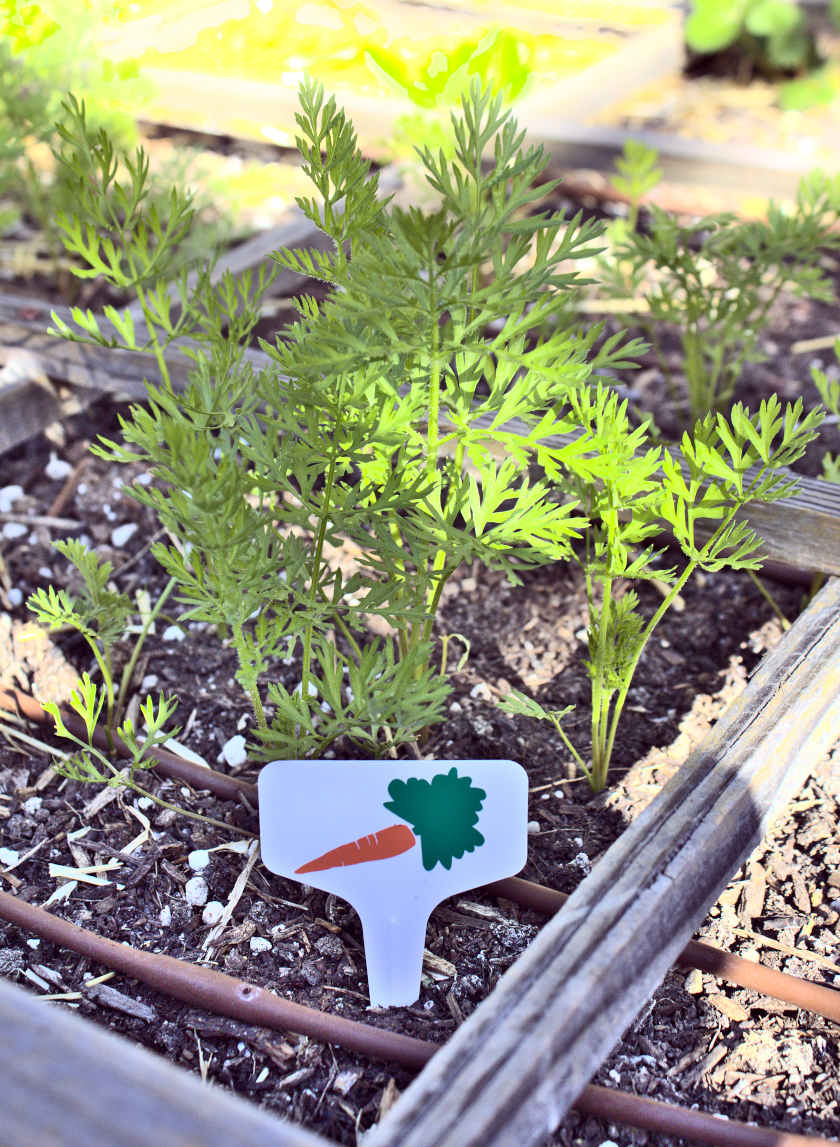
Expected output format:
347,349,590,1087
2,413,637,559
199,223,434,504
0,847,20,867
185,876,209,907
202,901,225,926
2,522,27,540
135,472,152,486
449,700,463,714
140,674,159,691
554,789,564,799
37,566,52,579
7,587,22,607
45,452,72,481
292,680,319,698
469,682,492,701
26,938,41,949
102,504,116,522
218,734,247,768
188,849,211,872
136,797,154,810
255,1066,269,1084
111,522,137,548
159,905,172,926
598,1140,620,1147
527,821,540,835
249,936,272,954
22,796,42,814
570,851,591,875
162,625,186,642
0,485,23,513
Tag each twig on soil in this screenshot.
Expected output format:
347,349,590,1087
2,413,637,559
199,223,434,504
201,839,260,959
47,454,89,518
732,926,840,976
0,512,80,529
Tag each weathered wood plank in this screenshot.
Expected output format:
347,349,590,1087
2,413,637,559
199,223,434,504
0,975,328,1147
3,299,840,575
106,4,682,150
0,290,273,406
367,576,840,1147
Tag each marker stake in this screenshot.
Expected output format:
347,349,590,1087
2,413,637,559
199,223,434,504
259,760,528,1007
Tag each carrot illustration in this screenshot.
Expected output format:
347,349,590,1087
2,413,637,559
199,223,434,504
295,823,416,874
293,768,488,877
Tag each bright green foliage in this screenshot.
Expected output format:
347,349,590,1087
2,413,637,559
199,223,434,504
686,0,816,73
367,27,533,111
502,393,823,790
608,168,840,425
27,539,175,745
384,767,486,871
365,27,534,174
48,78,824,789
811,340,840,483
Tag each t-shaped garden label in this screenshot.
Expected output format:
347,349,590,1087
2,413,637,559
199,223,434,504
259,760,528,1007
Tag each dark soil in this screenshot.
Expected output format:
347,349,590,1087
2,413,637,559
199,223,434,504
1,160,840,1144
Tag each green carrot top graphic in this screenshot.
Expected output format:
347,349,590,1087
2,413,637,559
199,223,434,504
295,767,486,875
383,767,486,871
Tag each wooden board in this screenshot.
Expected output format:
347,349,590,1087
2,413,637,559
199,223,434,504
0,975,328,1147
366,574,840,1147
103,2,683,150
3,290,840,577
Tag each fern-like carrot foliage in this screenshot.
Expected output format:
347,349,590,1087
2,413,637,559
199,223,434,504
383,767,486,871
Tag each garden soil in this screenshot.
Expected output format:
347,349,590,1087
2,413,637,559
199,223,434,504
1,172,840,1143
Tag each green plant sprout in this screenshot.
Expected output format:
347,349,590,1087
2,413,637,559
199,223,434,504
811,340,840,483
48,79,642,762
603,146,840,425
44,79,823,793
501,392,823,791
42,674,245,835
27,538,175,743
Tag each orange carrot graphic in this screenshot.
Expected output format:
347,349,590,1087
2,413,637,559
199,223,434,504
295,823,416,874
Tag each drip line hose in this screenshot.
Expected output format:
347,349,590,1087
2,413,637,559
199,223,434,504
4,686,840,1024
2,688,840,1147
0,889,834,1147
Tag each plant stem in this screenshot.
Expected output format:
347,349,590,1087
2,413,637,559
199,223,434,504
301,378,345,697
116,577,176,720
747,568,790,630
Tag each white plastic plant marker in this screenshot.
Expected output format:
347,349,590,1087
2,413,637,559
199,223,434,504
259,760,528,1007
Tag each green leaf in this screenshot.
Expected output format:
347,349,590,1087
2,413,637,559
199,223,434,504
685,0,750,53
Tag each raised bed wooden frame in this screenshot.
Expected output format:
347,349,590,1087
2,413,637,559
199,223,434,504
3,129,840,1146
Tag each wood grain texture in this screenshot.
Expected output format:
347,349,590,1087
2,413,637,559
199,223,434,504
105,7,682,151
3,304,840,576
0,975,328,1147
368,576,840,1147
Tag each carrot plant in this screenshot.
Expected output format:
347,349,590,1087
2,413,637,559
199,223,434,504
811,339,840,483
600,141,840,426
40,79,823,791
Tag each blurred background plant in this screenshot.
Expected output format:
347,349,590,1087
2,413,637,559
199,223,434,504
0,0,234,295
685,0,840,109
364,25,535,165
811,339,840,482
